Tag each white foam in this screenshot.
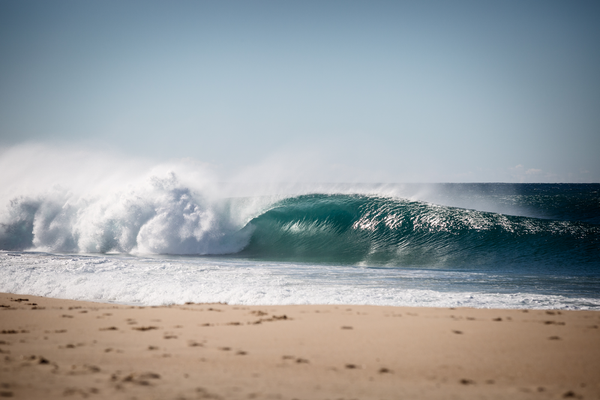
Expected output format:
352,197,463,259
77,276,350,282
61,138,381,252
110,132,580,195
0,152,265,255
2,251,598,310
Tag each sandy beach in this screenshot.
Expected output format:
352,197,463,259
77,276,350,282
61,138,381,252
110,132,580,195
0,293,599,399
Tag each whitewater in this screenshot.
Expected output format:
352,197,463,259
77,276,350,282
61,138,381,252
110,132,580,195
1,147,599,309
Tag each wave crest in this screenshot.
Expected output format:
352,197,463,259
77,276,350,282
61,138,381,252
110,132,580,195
0,172,252,255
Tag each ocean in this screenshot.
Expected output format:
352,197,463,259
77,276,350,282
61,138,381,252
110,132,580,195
1,179,599,310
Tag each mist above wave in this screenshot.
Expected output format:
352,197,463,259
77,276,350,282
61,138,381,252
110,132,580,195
0,144,262,254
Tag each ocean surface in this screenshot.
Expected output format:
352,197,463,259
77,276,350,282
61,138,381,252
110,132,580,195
1,180,599,310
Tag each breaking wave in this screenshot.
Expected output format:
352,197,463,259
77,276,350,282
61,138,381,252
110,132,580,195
240,194,600,270
1,177,598,271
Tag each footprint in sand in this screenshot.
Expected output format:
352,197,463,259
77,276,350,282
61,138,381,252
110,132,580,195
99,327,118,331
195,387,221,399
0,390,13,398
63,388,92,397
132,326,159,331
113,372,161,386
11,298,29,303
282,355,309,364
562,390,582,399
68,365,101,375
21,355,51,365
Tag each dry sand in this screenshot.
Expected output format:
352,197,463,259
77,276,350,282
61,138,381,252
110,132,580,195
0,292,599,399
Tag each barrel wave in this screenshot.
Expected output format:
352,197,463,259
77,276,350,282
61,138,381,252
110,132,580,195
241,194,600,271
1,181,599,272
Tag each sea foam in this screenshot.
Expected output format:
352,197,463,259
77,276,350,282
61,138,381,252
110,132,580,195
2,251,599,309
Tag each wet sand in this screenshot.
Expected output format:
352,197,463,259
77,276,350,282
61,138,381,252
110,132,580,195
0,292,599,399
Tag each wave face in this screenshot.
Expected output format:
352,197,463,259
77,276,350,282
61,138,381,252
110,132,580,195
241,193,600,271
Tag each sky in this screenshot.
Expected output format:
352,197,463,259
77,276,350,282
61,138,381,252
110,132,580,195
1,0,599,183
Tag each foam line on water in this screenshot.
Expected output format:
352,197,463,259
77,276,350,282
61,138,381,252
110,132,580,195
1,252,599,310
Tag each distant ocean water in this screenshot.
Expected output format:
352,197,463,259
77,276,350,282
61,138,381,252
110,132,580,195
1,180,599,309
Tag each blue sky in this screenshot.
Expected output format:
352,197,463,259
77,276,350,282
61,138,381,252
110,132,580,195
1,0,599,182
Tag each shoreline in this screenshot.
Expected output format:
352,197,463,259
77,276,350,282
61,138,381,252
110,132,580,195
1,292,599,399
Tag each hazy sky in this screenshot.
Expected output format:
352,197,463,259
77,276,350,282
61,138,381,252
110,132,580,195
1,0,599,182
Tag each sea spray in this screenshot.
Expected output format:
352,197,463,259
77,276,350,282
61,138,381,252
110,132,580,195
0,172,258,254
